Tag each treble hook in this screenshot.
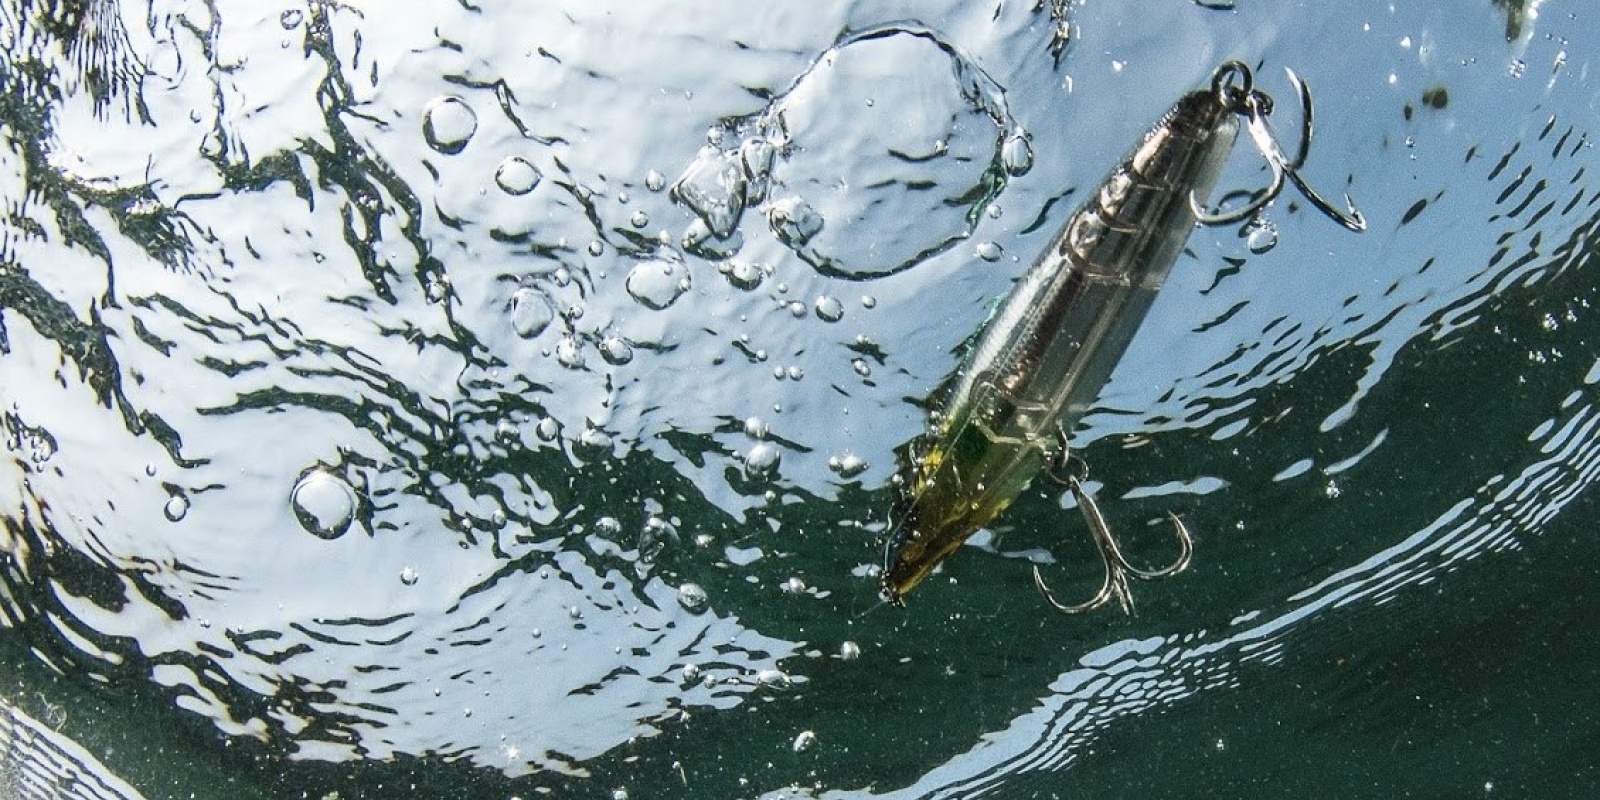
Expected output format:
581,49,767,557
1193,64,1367,232
1031,433,1193,615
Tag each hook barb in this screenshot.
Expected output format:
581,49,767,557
1032,470,1194,616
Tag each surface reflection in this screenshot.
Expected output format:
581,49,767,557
1,0,1596,797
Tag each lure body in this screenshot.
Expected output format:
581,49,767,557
881,75,1243,604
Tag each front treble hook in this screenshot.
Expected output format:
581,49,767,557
1193,64,1367,232
1032,433,1194,615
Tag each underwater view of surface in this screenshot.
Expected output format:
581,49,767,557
2,0,1597,797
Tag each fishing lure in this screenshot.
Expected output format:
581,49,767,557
881,61,1365,613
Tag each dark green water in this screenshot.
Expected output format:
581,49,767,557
3,1,1597,798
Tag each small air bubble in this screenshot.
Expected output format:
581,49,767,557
723,260,764,290
839,641,861,660
677,583,709,611
792,730,817,753
744,417,769,439
1246,222,1278,254
861,295,877,309
1001,130,1033,175
399,566,419,586
975,241,1003,261
788,301,807,318
769,197,823,247
852,359,871,377
745,442,781,479
814,295,844,322
587,240,605,257
510,287,554,338
494,156,541,195
599,336,634,365
421,96,477,155
629,210,650,228
645,170,666,192
291,469,358,539
626,259,690,309
830,453,867,477
495,419,519,444
556,336,585,368
163,493,189,522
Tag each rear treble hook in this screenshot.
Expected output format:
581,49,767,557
1193,64,1367,232
1031,432,1193,615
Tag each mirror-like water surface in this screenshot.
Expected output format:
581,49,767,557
2,0,1596,798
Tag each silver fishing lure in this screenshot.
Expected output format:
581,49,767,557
882,61,1364,613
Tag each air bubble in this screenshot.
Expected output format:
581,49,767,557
740,137,776,179
599,336,635,365
556,336,585,368
744,417,769,439
829,453,868,477
510,287,554,338
422,96,477,155
861,295,877,309
722,260,764,290
495,419,519,444
793,730,817,753
626,259,690,309
494,156,541,195
163,493,189,522
852,359,871,377
280,9,303,28
587,240,605,257
683,218,744,259
839,641,861,660
578,424,613,453
1246,222,1278,255
677,583,709,612
672,152,748,237
754,669,791,689
535,417,561,441
975,241,1003,261
400,566,419,586
1001,130,1034,175
629,210,650,228
814,295,844,322
769,197,824,247
745,442,782,479
291,469,358,539
787,301,807,318
645,170,667,192
639,517,677,563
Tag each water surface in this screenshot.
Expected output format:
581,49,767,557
2,0,1596,798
